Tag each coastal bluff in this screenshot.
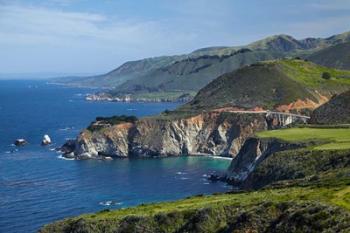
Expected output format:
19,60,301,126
61,110,308,159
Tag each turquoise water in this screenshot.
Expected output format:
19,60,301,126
0,80,231,233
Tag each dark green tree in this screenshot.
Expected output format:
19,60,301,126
322,72,331,80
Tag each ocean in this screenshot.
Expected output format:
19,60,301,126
0,80,231,233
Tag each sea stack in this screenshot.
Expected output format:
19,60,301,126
14,139,27,146
42,135,52,145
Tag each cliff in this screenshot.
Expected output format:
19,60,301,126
63,112,269,159
224,126,350,188
310,90,350,124
224,138,304,183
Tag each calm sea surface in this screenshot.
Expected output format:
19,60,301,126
0,80,231,233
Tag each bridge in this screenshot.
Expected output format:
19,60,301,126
221,110,310,127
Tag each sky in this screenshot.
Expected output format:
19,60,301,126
0,0,350,75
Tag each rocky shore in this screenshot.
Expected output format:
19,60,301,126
85,92,193,103
61,111,270,159
209,137,306,186
60,109,309,160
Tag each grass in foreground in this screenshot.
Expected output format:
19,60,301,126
40,168,350,232
256,127,350,150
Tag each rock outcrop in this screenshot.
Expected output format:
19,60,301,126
224,138,304,185
309,90,350,124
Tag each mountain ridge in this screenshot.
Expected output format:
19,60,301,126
55,31,350,94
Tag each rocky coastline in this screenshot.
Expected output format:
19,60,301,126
209,137,307,186
59,109,310,161
85,92,193,103
60,111,269,159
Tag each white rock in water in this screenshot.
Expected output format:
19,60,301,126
42,134,52,145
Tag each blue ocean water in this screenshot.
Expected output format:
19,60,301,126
0,80,231,233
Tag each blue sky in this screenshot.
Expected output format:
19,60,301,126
0,0,350,74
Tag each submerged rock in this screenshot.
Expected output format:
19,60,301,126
14,139,27,146
41,134,52,145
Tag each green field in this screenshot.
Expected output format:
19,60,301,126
256,127,350,150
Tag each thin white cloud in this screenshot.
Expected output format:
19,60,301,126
0,4,196,49
0,3,202,72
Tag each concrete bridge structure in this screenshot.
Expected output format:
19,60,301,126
223,110,310,127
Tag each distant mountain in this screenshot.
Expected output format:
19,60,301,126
55,31,350,100
179,59,350,112
310,90,350,124
308,41,350,70
111,49,283,94
56,55,186,88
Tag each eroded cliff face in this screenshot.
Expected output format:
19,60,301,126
65,112,269,159
224,138,303,184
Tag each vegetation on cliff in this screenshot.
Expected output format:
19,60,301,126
87,115,138,132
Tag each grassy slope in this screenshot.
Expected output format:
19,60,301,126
41,127,350,233
308,41,350,70
56,56,186,88
256,127,350,150
180,59,350,111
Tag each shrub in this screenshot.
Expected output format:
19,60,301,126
88,115,138,131
322,72,331,80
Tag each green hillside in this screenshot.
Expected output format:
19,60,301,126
55,55,186,88
180,59,350,111
308,41,350,70
110,49,284,94
256,127,350,150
